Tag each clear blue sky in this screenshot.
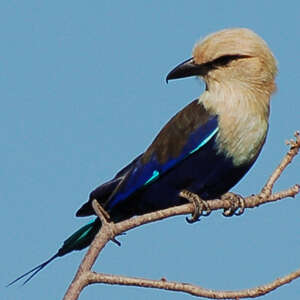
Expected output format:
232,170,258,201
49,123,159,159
2,1,299,299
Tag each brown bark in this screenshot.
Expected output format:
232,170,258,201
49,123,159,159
63,132,300,300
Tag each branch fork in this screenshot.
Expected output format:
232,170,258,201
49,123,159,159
63,132,300,300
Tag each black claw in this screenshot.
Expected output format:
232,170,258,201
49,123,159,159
185,215,200,223
234,200,245,215
222,193,245,217
180,190,211,223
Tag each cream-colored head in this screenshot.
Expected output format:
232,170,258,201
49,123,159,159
193,28,277,94
166,28,278,166
167,28,277,96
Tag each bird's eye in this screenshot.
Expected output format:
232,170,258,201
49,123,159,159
212,55,250,67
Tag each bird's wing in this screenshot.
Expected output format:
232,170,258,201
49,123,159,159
76,154,143,217
105,99,218,210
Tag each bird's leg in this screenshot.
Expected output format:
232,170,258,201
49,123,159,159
179,189,211,223
221,192,245,216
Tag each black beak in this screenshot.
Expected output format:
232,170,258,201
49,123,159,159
166,57,206,83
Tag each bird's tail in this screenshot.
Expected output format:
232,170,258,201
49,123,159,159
7,218,101,286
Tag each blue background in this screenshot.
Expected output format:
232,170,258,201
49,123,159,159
2,1,300,299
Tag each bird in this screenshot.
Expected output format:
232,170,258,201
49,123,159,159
8,28,277,285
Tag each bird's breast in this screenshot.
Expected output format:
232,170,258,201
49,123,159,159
215,112,268,166
200,88,269,167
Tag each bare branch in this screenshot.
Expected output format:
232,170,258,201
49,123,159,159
87,268,300,299
63,201,114,299
63,132,300,300
261,131,300,197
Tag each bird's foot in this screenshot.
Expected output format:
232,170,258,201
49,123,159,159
179,190,211,223
221,192,245,217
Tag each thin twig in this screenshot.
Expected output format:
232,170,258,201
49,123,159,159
63,201,113,300
261,131,300,197
87,267,300,299
63,133,300,300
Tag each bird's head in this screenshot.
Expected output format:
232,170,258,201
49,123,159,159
167,28,277,95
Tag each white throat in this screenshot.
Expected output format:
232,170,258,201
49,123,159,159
199,81,270,166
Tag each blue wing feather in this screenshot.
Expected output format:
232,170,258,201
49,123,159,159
107,113,218,210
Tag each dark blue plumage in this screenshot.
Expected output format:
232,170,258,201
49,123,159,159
106,101,219,212
9,28,277,286
82,100,254,220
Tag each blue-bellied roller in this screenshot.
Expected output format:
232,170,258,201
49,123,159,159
9,28,277,285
